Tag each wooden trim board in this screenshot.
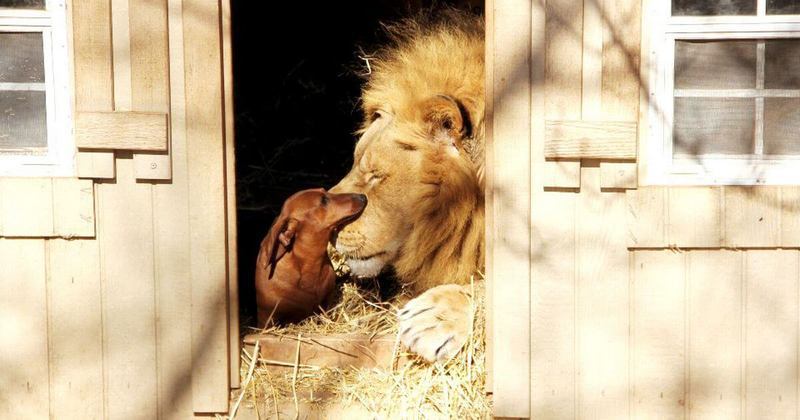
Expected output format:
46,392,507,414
75,111,169,151
545,120,638,159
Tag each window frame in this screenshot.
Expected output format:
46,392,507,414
644,0,800,185
0,0,73,177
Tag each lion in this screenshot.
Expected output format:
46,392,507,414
330,11,485,362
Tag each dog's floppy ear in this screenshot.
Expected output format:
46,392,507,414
422,94,472,146
259,215,300,279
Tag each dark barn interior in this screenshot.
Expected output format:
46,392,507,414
232,0,483,325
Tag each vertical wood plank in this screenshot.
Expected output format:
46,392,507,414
220,0,240,390
484,0,495,392
582,0,602,119
576,165,630,419
688,250,742,420
0,239,48,418
111,0,131,111
600,161,637,189
152,0,194,416
781,187,800,247
632,250,686,420
184,0,230,412
545,0,583,120
601,0,641,120
0,178,54,237
47,239,104,420
531,192,576,419
745,250,798,419
52,178,96,238
130,0,172,180
626,187,666,248
724,187,781,248
637,0,654,182
72,0,115,177
667,187,722,248
543,160,581,189
492,0,531,416
98,157,158,419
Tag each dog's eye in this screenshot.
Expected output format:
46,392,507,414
320,195,329,206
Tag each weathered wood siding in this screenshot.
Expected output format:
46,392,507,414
0,0,237,418
489,0,800,418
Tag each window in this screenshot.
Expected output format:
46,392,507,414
0,0,72,177
645,0,800,185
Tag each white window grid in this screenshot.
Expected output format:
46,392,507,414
646,0,800,185
0,0,73,177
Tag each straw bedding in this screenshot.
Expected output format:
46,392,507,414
234,263,490,419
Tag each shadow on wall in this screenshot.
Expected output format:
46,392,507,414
232,0,483,325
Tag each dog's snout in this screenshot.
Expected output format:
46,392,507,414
355,194,367,206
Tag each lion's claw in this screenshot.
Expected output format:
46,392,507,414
397,284,472,362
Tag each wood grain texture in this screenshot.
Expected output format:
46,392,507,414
687,250,742,419
492,0,531,416
0,178,53,237
545,120,637,159
576,166,629,419
0,239,48,419
184,0,230,412
582,0,603,119
531,191,576,419
152,0,194,417
781,187,800,247
626,187,666,248
724,187,781,248
72,0,115,178
52,178,95,238
98,157,158,419
745,250,798,419
543,160,580,189
75,111,169,151
130,0,172,180
601,0,641,121
667,187,722,248
545,0,583,119
77,151,116,179
221,0,240,390
484,0,494,393
47,239,104,420
600,161,637,189
632,250,686,420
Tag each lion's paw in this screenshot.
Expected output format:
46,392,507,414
397,284,472,362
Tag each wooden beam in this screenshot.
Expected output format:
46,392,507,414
545,120,637,159
75,111,169,151
243,333,410,371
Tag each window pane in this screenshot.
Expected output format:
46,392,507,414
764,99,800,155
0,33,44,83
0,0,44,9
675,40,756,89
767,0,800,14
673,98,754,155
0,91,47,151
765,40,800,89
672,0,756,15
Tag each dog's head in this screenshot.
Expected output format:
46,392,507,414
258,188,367,278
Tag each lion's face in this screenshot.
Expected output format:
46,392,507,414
331,96,478,279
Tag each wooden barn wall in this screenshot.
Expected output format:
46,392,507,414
508,0,800,419
0,0,235,418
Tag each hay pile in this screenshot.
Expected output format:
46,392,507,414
234,274,490,419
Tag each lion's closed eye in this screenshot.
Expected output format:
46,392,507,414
396,141,417,151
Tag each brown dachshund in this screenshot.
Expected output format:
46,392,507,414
255,188,367,326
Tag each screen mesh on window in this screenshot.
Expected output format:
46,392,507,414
672,0,756,16
673,39,800,158
0,32,47,154
0,0,45,9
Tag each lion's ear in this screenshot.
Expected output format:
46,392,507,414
422,95,472,145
